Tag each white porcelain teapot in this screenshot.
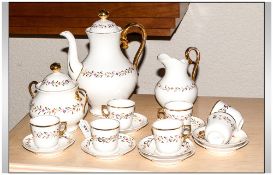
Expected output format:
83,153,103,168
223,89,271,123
60,10,147,116
28,63,88,133
155,47,201,106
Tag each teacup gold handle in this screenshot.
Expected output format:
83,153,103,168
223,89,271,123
78,88,88,114
182,124,191,141
157,108,166,119
28,81,38,98
75,90,82,101
120,23,147,70
185,47,200,81
59,121,67,137
101,105,109,117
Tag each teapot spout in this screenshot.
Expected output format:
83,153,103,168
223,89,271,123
60,31,83,81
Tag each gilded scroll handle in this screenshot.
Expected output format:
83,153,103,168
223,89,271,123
120,23,147,70
185,47,200,81
28,81,38,98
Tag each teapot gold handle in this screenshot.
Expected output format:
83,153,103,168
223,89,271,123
120,23,147,70
28,81,38,98
185,47,200,81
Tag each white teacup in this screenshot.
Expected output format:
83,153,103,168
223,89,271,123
205,112,236,145
158,101,193,125
101,99,135,130
152,118,183,154
30,115,67,149
157,101,192,138
211,100,244,132
90,118,120,153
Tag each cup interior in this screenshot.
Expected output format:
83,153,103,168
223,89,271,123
153,118,182,130
165,101,193,111
91,118,120,130
108,99,135,108
30,115,59,126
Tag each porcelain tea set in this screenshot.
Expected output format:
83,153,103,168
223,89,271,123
22,10,248,163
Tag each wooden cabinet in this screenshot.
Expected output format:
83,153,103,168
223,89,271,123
9,2,189,38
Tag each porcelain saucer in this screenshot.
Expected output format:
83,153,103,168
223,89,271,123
191,116,205,132
120,113,148,133
94,113,148,133
138,135,195,164
22,134,75,154
81,133,136,159
192,126,248,152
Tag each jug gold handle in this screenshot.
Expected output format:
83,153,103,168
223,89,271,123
185,47,200,81
120,23,147,70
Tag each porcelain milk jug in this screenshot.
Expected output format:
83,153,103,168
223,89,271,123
155,47,201,106
60,10,147,116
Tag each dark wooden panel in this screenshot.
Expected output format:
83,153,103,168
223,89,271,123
9,2,189,37
10,17,176,29
10,2,180,18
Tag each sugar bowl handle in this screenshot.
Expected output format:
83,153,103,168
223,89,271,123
120,23,147,70
28,81,38,98
157,108,166,119
185,47,200,81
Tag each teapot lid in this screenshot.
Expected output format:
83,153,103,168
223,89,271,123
86,10,122,34
37,63,77,92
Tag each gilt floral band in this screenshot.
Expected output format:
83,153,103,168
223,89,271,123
108,112,134,120
154,135,182,143
91,134,119,143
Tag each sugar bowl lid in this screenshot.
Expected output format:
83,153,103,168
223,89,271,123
86,9,122,34
37,63,77,92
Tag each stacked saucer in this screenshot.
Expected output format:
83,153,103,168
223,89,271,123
192,100,248,152
138,118,196,164
192,126,248,152
138,136,195,164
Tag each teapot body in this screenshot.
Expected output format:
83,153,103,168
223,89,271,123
77,32,138,115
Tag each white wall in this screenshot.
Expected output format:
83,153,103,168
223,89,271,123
9,3,264,130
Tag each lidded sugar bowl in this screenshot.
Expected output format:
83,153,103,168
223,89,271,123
28,63,88,133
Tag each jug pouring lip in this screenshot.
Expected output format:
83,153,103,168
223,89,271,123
157,53,188,65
